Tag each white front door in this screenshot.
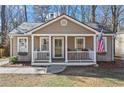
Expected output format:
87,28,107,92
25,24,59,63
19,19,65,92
53,37,64,58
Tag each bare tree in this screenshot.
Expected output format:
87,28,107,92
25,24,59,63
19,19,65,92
24,5,27,22
33,5,50,22
70,6,78,19
91,5,97,22
98,6,111,26
1,5,7,47
111,5,118,33
6,5,28,31
59,5,67,14
80,6,86,22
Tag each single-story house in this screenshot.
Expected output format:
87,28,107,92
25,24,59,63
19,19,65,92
9,14,114,66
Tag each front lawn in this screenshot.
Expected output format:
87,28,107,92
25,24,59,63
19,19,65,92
0,66,124,87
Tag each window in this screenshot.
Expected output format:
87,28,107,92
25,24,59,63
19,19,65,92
75,37,85,50
17,37,28,52
40,37,49,51
97,37,107,52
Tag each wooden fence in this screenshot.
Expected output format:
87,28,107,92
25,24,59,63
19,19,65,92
0,48,9,58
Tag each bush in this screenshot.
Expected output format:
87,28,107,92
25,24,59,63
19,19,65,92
9,56,18,64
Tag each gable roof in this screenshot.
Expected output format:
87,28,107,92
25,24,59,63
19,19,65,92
27,14,99,34
10,22,42,34
85,22,113,34
10,14,113,35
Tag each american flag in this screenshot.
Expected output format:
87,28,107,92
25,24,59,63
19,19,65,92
97,29,104,53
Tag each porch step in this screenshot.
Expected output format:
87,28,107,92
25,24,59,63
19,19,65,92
47,65,66,74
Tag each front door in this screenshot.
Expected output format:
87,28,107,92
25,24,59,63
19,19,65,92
53,37,64,58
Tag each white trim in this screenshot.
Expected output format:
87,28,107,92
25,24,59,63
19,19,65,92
112,36,114,61
35,60,49,62
27,15,99,34
68,60,93,61
68,51,93,53
32,62,96,66
103,34,114,36
75,37,85,49
17,37,28,53
10,34,30,36
32,34,96,36
10,33,114,37
65,36,68,62
49,36,52,62
104,37,107,52
52,37,64,58
10,37,13,57
94,35,97,63
31,35,34,63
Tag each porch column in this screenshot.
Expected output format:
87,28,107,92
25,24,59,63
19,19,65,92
93,35,97,63
10,35,13,57
112,36,114,61
49,36,52,62
65,36,68,62
31,35,34,64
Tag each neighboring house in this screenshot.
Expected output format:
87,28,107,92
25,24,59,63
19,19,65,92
9,14,114,66
115,29,124,60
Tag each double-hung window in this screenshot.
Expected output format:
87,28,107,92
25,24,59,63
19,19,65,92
75,37,85,51
40,37,49,51
17,37,28,52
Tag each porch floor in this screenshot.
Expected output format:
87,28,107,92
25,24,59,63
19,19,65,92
34,61,94,63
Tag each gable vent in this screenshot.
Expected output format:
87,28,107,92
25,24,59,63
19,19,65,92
60,19,67,26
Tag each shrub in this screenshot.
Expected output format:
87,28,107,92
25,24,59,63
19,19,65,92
9,56,18,64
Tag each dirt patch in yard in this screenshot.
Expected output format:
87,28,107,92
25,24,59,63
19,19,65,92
59,66,124,82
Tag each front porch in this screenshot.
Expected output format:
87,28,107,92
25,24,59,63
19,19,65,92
31,34,97,65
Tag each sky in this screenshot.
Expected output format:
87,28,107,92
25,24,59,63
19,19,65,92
27,5,34,22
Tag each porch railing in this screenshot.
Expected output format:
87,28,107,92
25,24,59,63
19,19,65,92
33,51,49,61
68,50,94,61
33,50,94,62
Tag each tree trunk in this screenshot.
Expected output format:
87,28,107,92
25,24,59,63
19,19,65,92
111,5,118,63
91,5,97,22
24,5,27,22
1,5,7,47
111,5,118,33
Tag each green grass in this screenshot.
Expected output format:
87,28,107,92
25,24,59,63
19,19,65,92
0,67,124,87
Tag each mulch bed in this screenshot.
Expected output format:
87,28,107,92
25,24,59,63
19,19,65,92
1,62,31,67
97,59,124,68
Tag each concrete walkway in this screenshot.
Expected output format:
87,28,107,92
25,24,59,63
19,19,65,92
47,65,66,73
0,67,47,74
0,60,66,74
0,59,66,74
0,66,66,74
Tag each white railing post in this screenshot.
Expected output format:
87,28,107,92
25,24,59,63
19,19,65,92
31,35,34,64
94,35,97,63
49,36,52,62
10,35,13,57
65,36,68,63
